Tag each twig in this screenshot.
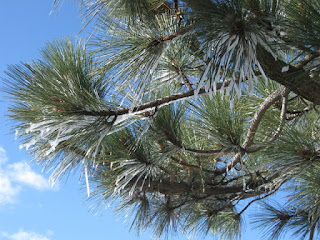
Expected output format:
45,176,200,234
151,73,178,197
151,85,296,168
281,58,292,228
170,156,213,174
295,51,320,69
286,103,314,120
238,188,279,215
309,206,319,240
78,80,232,118
173,65,193,90
173,0,179,12
182,147,223,155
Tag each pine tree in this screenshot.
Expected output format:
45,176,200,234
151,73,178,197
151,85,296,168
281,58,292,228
5,0,320,239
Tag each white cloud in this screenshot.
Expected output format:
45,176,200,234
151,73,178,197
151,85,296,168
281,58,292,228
0,147,55,205
8,162,51,191
0,175,20,204
0,147,8,166
1,230,51,240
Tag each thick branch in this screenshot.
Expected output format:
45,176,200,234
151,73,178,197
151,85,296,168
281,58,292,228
132,168,284,198
257,45,320,105
242,86,287,148
268,88,289,142
212,86,286,176
145,178,245,195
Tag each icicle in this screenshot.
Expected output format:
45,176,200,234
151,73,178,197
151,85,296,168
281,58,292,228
213,80,217,93
239,156,246,190
256,62,268,84
196,58,214,96
242,174,246,191
25,120,56,133
248,74,254,95
250,33,258,46
234,81,241,97
209,88,213,99
110,161,114,170
205,79,211,93
92,128,110,160
15,130,19,140
229,98,234,109
85,165,90,197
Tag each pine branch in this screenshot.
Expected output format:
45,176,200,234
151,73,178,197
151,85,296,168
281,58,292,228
149,28,190,47
182,147,223,155
78,80,231,118
173,65,193,90
143,178,245,196
211,86,286,176
126,171,282,197
295,51,320,69
309,216,319,240
238,187,280,216
242,86,287,148
286,103,315,120
158,166,176,182
257,45,320,105
173,0,179,12
268,88,289,142
170,156,213,174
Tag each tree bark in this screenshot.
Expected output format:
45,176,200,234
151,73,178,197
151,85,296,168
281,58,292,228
257,46,320,105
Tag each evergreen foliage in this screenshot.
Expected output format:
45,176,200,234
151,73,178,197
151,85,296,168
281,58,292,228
5,0,320,239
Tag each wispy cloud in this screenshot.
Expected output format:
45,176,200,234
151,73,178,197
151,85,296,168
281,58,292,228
7,161,52,191
0,175,20,204
0,146,55,205
1,230,51,240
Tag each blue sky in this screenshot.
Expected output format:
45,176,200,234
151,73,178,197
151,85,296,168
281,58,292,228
0,1,293,240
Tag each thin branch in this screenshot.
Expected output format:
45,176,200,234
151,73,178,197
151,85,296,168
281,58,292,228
78,80,231,117
141,177,246,195
220,169,270,186
294,51,320,69
182,147,223,155
149,28,190,47
158,166,175,182
286,103,315,120
309,218,318,240
288,95,299,102
238,187,279,215
173,65,193,90
309,208,319,240
224,194,243,209
170,156,213,173
173,0,179,12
